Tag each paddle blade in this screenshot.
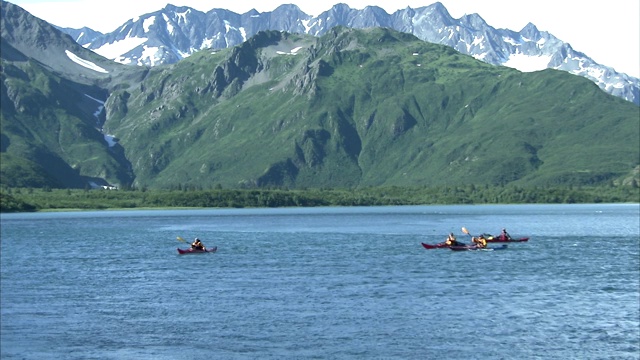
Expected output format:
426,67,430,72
177,236,188,243
461,227,470,235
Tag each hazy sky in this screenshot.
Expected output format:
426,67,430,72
9,0,640,78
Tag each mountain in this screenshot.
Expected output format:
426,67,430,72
65,2,639,105
1,1,145,188
55,26,103,46
1,1,639,191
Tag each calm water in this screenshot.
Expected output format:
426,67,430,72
1,204,639,359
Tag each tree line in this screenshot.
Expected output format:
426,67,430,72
1,184,638,213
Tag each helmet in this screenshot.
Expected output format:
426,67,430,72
195,238,200,241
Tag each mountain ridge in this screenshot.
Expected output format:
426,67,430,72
1,2,639,191
52,1,640,105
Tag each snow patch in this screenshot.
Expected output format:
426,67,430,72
143,16,156,32
163,14,175,35
302,19,311,33
503,53,552,72
202,38,214,48
585,66,606,80
93,37,148,60
93,107,103,119
277,47,304,55
472,52,489,61
84,94,105,125
84,94,104,105
140,45,164,66
104,135,118,147
503,36,518,46
65,50,108,73
471,35,484,47
175,9,191,24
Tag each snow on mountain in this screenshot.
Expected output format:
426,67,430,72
503,53,553,73
91,37,147,62
65,50,108,73
64,3,639,105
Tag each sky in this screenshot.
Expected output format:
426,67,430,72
9,0,640,78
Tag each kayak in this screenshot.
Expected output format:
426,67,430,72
483,235,529,243
449,244,508,251
177,246,217,254
421,242,449,249
486,236,528,243
421,241,472,249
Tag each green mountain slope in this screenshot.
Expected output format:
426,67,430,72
1,9,638,190
0,53,135,188
102,28,639,189
1,2,143,188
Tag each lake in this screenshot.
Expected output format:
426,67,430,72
1,204,639,359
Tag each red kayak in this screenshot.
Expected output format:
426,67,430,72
421,242,449,249
177,246,217,254
421,241,474,249
484,235,529,243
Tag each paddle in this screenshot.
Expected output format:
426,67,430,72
177,236,189,243
461,227,481,248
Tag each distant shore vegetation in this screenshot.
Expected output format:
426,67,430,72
1,184,638,213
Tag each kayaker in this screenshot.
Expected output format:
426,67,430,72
472,235,487,248
500,228,512,241
191,238,206,250
445,233,464,246
478,236,487,248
